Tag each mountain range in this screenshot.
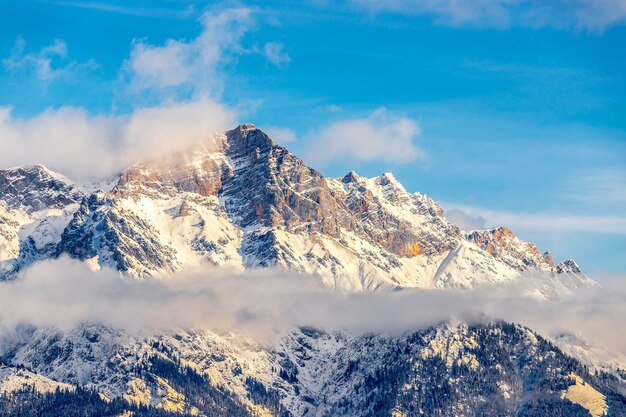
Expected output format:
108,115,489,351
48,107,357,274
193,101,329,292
0,124,623,417
0,124,595,296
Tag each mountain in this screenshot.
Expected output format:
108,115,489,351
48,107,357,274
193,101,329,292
0,124,595,296
0,124,623,416
0,322,624,416
0,164,84,279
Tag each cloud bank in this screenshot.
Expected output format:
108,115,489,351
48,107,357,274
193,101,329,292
1,258,625,362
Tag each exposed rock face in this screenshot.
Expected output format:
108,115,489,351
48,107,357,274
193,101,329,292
558,259,582,274
542,251,555,266
114,144,228,199
335,171,459,257
219,125,355,238
56,192,178,275
467,226,557,273
0,164,83,212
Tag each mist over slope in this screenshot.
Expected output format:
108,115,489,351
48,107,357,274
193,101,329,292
1,257,624,362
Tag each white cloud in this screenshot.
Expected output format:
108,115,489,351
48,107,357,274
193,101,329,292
264,126,298,143
305,108,424,165
263,42,291,66
121,97,235,161
1,258,625,359
126,8,290,96
0,97,235,180
446,208,487,230
350,0,626,31
2,37,97,80
0,6,298,180
126,8,252,94
443,202,626,234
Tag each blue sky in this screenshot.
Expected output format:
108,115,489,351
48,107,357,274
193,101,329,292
0,0,625,276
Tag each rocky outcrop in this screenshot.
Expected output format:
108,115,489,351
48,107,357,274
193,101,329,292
219,124,356,237
467,226,558,273
113,144,227,199
335,171,459,257
557,259,582,274
56,192,178,275
0,164,83,212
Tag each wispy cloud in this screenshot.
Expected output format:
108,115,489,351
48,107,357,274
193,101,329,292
263,42,291,67
446,208,487,231
444,202,626,234
561,169,626,208
124,8,289,97
349,0,626,31
264,126,298,143
125,8,252,96
52,1,196,19
304,108,424,165
2,37,97,81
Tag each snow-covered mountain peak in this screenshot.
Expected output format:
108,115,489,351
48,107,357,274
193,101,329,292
557,258,582,274
340,170,362,184
0,164,82,212
378,171,400,185
221,123,277,158
465,226,591,284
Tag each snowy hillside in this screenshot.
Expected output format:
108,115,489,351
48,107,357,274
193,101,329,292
1,322,624,416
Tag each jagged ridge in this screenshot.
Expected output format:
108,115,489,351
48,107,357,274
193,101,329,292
0,124,596,295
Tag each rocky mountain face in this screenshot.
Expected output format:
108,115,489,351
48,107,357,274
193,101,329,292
0,124,595,295
0,322,624,416
0,164,83,212
0,165,83,279
467,226,578,275
55,192,179,275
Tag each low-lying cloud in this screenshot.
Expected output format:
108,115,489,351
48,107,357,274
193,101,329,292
1,258,625,364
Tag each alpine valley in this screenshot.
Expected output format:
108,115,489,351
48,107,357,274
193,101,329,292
0,124,624,416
